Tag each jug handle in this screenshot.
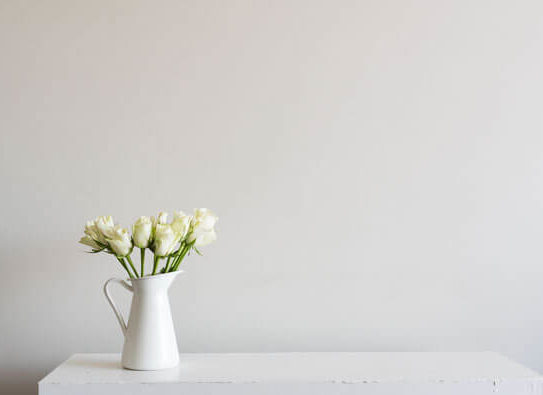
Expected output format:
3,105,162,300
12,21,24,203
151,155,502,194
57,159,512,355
103,278,133,337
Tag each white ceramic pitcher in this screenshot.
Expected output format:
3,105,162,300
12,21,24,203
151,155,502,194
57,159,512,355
103,271,181,370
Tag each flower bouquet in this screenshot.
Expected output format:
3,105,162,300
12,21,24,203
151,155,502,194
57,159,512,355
79,208,218,370
79,208,218,278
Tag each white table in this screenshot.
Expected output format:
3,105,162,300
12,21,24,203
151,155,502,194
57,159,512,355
39,352,543,395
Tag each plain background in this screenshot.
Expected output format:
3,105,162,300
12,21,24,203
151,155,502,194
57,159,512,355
2,1,543,394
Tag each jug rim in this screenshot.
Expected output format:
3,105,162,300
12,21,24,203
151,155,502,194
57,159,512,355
129,270,183,282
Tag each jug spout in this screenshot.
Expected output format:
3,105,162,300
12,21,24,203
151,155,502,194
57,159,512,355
131,271,181,293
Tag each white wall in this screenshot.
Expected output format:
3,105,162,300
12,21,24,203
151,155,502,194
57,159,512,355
2,1,543,393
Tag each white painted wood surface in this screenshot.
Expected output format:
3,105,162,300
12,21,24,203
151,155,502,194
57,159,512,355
39,352,543,395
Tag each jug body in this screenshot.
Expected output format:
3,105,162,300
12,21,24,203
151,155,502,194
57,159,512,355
104,271,180,370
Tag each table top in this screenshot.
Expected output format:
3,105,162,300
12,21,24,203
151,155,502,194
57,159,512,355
40,352,542,385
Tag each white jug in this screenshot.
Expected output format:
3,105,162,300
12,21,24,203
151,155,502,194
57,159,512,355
104,271,180,370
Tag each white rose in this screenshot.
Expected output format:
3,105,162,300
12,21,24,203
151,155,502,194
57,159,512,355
81,216,116,251
95,215,116,240
132,216,153,248
193,208,218,231
84,219,107,245
153,224,178,257
106,225,133,257
79,235,103,250
193,229,217,247
171,211,191,240
187,208,218,246
157,212,168,225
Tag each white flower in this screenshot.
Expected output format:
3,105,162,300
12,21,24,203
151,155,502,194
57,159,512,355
84,219,105,245
79,235,103,251
187,208,218,247
153,224,178,257
132,216,153,248
95,215,116,239
193,229,217,247
80,216,115,251
106,225,133,257
157,212,168,225
193,208,218,231
171,211,191,240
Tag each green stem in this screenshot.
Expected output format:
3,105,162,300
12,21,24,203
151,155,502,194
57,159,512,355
140,248,145,277
126,255,139,278
172,241,185,258
152,255,160,275
123,257,137,278
117,257,134,279
169,249,182,272
167,241,184,273
164,255,172,272
171,242,192,272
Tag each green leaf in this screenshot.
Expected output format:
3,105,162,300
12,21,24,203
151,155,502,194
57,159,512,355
193,247,203,256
